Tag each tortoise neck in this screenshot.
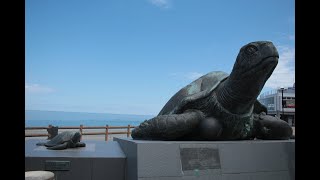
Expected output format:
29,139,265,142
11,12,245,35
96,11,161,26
215,76,260,114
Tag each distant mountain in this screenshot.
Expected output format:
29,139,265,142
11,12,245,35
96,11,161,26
25,110,154,121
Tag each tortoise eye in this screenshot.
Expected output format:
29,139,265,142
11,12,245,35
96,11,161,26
245,45,258,55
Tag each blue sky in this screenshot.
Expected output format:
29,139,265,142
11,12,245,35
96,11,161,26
25,0,295,115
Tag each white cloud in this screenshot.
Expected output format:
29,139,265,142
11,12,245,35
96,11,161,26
25,83,55,93
275,32,295,41
148,0,171,9
264,45,295,89
185,72,204,80
170,72,204,81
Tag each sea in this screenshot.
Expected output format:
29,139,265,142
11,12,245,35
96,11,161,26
25,119,143,127
25,110,154,127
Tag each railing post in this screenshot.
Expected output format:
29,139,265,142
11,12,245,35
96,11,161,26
127,124,131,137
48,124,52,139
105,125,109,141
80,124,83,140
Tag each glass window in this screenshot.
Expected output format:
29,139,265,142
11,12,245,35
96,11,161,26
259,97,275,111
284,99,295,108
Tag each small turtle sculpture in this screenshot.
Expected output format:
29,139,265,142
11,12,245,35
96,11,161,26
132,41,293,140
36,131,86,150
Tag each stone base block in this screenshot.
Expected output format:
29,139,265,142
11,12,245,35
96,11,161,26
114,138,295,180
25,140,126,180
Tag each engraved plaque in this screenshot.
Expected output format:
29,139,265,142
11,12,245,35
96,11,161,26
45,160,71,171
180,148,220,170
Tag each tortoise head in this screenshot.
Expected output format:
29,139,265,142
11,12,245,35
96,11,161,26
71,132,82,144
216,41,279,114
229,41,279,98
232,41,279,81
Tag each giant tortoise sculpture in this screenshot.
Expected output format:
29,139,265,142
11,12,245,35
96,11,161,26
132,41,293,140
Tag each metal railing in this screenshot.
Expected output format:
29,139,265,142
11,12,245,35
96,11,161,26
25,124,136,141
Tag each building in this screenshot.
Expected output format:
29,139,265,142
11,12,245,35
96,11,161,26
258,83,295,126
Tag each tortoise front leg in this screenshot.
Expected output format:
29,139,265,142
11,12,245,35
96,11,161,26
198,117,223,140
76,142,86,147
132,110,204,140
47,142,69,150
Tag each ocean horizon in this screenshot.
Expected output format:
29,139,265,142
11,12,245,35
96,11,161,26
25,119,143,127
25,110,154,127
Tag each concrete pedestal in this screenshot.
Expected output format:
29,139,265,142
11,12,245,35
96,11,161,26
114,138,295,180
25,140,126,180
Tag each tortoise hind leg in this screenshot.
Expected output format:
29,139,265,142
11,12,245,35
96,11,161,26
132,110,204,140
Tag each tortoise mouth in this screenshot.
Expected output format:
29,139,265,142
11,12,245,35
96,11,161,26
241,55,278,78
255,55,279,70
